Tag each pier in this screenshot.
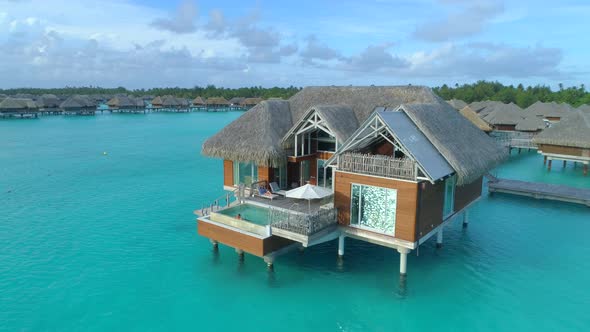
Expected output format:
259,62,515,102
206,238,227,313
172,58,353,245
487,176,590,207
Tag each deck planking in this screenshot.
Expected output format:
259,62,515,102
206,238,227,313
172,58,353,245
488,178,590,207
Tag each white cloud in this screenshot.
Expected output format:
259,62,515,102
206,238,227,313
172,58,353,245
151,0,199,34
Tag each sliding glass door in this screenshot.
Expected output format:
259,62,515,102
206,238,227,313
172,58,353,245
233,162,258,186
350,183,397,235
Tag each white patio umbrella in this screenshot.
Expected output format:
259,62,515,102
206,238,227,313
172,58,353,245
285,184,333,212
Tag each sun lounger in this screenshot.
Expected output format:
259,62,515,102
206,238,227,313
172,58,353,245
255,186,278,200
269,182,287,196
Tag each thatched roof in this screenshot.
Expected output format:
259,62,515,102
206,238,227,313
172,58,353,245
192,96,205,105
525,101,573,118
532,111,590,148
202,86,498,172
0,97,39,111
400,103,506,185
229,97,245,105
202,99,293,167
282,105,359,146
207,97,230,106
459,106,493,132
469,101,498,115
151,96,163,106
14,93,34,99
482,103,524,126
162,96,180,107
107,95,136,108
577,104,590,114
240,97,264,107
515,116,546,132
60,95,96,109
446,99,467,110
36,94,60,108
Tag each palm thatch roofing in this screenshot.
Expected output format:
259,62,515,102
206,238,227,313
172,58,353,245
578,104,590,114
515,116,546,132
525,101,573,118
107,95,137,108
202,86,506,184
532,111,590,149
469,100,498,115
282,105,359,146
229,97,245,105
192,96,205,105
0,97,39,111
399,103,506,185
14,93,34,99
162,96,180,107
36,94,60,108
482,103,524,126
240,97,264,107
446,99,467,110
151,96,163,106
206,97,230,106
60,95,97,109
459,106,493,132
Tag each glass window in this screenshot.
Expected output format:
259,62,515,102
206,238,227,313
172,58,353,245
316,131,336,152
350,183,397,235
301,160,310,184
233,162,258,186
272,164,287,189
443,175,456,217
317,159,333,188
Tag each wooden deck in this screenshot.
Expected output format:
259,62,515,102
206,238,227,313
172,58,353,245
488,178,590,207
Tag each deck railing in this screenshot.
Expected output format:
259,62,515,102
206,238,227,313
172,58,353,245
491,131,537,149
269,207,337,236
338,153,417,181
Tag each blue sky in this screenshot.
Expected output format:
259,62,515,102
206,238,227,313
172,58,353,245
0,0,588,89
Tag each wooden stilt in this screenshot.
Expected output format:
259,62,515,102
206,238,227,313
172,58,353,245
563,160,567,168
543,156,547,165
548,159,552,171
584,164,588,176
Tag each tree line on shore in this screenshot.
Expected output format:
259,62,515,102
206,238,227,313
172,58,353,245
2,81,589,108
0,85,302,100
433,81,590,108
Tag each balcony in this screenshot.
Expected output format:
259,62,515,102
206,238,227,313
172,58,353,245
338,152,417,181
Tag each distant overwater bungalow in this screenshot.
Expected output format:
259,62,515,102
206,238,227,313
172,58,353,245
107,95,146,113
36,94,62,115
206,97,230,111
458,106,493,133
192,96,206,110
525,101,574,123
60,95,97,115
533,110,590,175
195,86,506,279
240,97,264,110
0,97,39,118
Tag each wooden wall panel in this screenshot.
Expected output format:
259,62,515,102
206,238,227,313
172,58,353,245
316,151,334,160
198,220,264,256
539,144,585,157
416,180,445,239
454,177,482,212
223,160,234,187
262,237,295,255
258,166,273,185
333,171,418,242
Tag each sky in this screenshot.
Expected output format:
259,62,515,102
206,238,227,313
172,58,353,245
0,0,588,89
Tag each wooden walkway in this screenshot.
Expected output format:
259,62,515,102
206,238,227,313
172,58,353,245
488,177,590,207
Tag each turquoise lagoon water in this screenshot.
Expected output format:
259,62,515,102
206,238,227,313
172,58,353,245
217,204,270,226
1,113,589,331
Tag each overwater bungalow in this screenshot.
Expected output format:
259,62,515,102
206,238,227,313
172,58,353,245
60,95,97,115
481,103,524,131
159,96,189,112
206,97,230,110
151,96,163,109
532,110,590,175
192,96,206,110
515,116,546,133
525,101,573,123
197,86,505,277
0,97,39,118
107,95,145,113
36,94,62,115
446,99,467,110
229,97,245,106
459,106,493,133
240,97,264,110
